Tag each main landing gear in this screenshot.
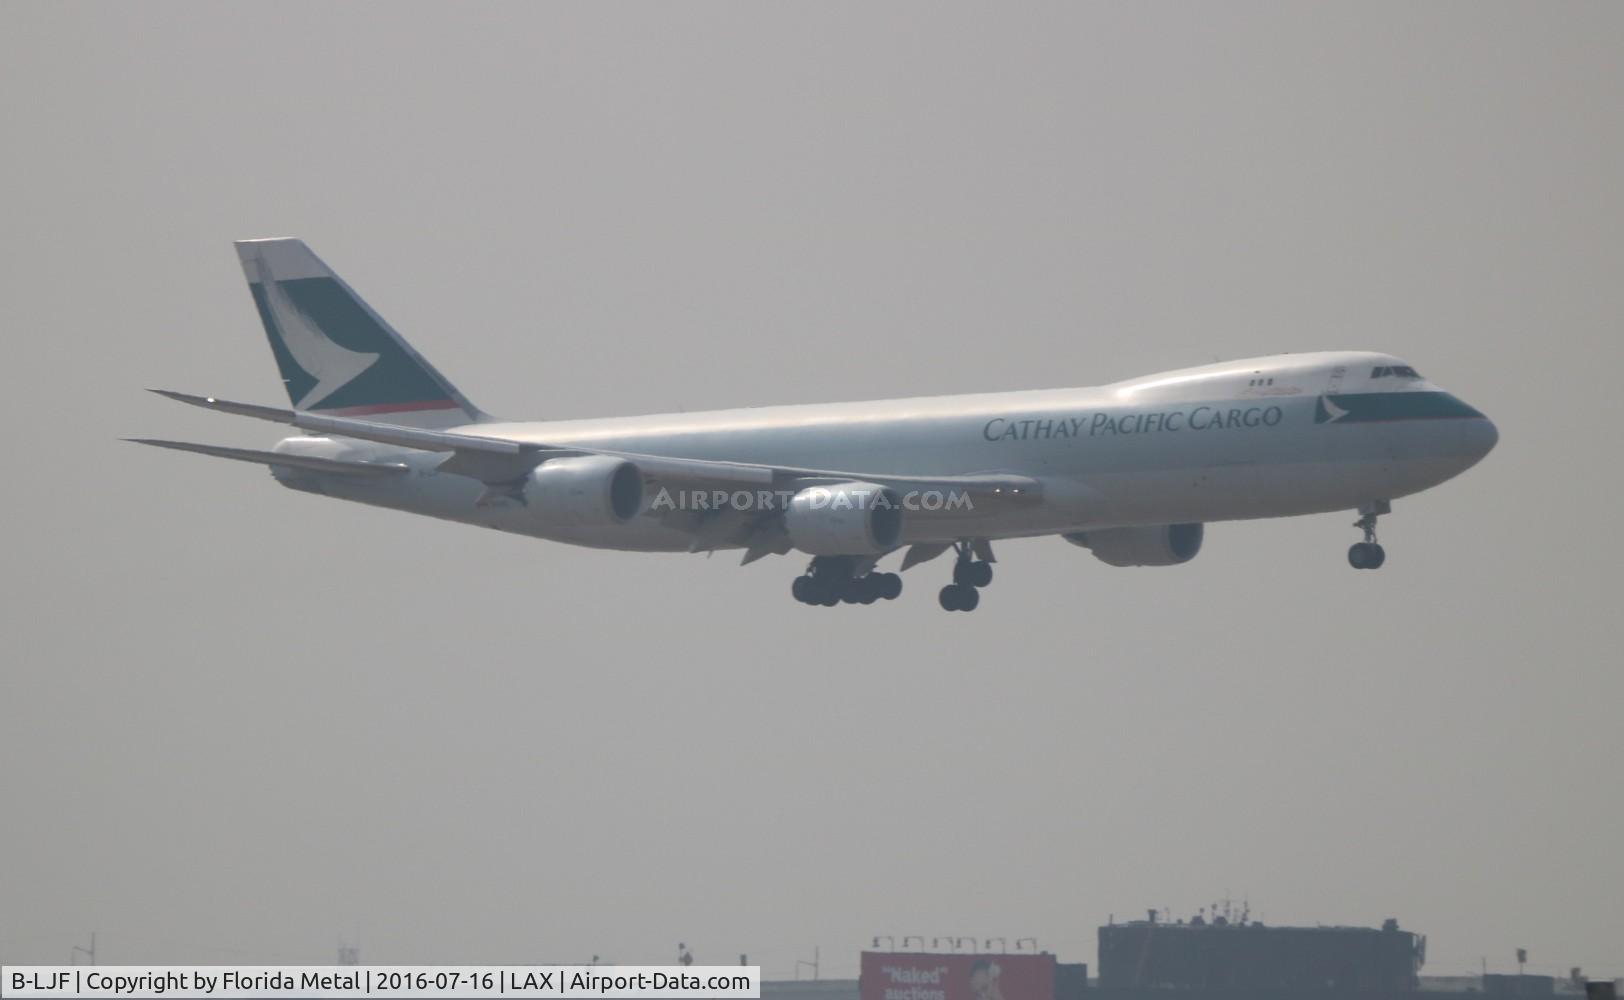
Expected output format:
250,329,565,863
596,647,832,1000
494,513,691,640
939,541,994,612
1348,501,1390,570
791,556,903,607
789,541,995,610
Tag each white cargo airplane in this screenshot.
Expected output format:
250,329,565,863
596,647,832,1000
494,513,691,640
137,239,1498,612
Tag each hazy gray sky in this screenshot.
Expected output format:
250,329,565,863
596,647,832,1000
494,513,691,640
2,1,1619,980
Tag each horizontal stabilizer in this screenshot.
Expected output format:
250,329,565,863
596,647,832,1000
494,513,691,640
148,389,543,456
126,439,408,477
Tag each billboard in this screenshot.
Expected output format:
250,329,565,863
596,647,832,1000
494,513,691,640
861,952,1056,1000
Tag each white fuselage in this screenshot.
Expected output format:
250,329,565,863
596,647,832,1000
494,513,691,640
271,351,1497,553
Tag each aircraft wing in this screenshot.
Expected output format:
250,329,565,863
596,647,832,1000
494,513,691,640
148,390,1043,502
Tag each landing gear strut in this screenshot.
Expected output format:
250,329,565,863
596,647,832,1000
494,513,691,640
1348,501,1389,570
792,556,902,607
939,540,994,612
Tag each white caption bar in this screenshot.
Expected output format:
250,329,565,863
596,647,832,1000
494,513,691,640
2,967,761,999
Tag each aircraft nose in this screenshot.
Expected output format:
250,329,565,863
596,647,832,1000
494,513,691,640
1464,412,1498,462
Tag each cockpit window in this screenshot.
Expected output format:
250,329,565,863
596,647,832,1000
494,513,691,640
1371,365,1422,379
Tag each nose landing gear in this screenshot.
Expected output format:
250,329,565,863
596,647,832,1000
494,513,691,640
1348,501,1390,570
939,540,994,612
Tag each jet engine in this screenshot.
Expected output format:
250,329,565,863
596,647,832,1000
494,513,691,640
785,481,904,555
1064,523,1204,567
524,455,644,526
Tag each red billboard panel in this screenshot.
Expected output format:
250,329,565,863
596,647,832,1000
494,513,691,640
861,952,1056,1000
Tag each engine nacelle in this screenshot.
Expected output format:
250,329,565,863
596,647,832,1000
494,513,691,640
524,456,644,526
1064,523,1204,567
785,481,904,556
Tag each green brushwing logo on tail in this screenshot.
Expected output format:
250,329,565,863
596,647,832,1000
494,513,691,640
249,273,460,415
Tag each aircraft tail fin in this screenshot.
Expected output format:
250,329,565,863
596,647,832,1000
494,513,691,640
234,238,487,427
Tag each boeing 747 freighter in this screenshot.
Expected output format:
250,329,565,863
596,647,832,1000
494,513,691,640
136,239,1498,612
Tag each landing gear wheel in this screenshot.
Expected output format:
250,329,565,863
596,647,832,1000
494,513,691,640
793,574,842,605
938,584,980,612
793,555,861,606
1348,542,1387,570
954,560,993,587
794,565,903,607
